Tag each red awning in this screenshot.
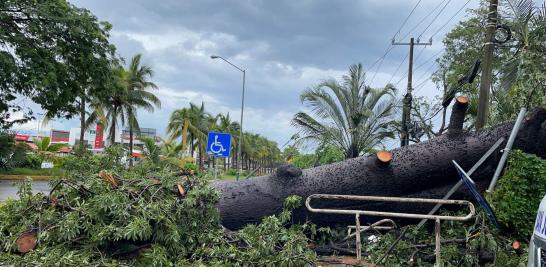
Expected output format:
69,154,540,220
15,134,30,141
51,136,69,143
131,152,143,157
58,147,72,153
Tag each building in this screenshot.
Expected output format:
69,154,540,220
50,129,70,144
67,125,158,152
68,124,106,151
121,127,157,145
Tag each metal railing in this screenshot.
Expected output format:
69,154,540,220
305,194,476,264
344,219,396,241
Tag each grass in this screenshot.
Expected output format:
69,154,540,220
0,167,64,178
219,174,237,180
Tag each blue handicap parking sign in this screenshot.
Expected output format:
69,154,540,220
453,160,499,227
206,132,231,157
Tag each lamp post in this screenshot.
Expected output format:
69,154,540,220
211,55,245,181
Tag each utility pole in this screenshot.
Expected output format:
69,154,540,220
475,0,498,129
393,37,432,147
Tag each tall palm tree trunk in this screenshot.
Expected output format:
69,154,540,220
198,144,204,170
109,123,116,146
129,124,134,167
79,95,86,153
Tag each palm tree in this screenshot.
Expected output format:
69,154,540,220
87,55,160,166
86,65,127,146
216,113,240,169
33,136,68,162
141,137,161,165
124,54,161,166
160,137,183,158
292,63,396,159
33,137,67,152
167,102,210,168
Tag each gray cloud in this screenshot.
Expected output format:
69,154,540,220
31,0,479,146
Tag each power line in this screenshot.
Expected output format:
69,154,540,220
417,0,453,39
368,46,394,85
388,52,408,84
393,46,428,87
389,0,452,88
393,0,424,39
367,0,424,85
413,46,427,64
395,70,408,86
431,0,472,38
398,0,449,41
414,61,439,90
414,49,444,71
414,77,432,92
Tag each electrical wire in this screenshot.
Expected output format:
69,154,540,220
415,63,437,86
414,49,444,72
387,52,408,84
389,0,453,87
431,0,472,38
367,0,424,85
417,0,453,39
398,0,449,41
393,0,423,39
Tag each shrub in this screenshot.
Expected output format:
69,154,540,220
8,142,30,168
24,154,42,169
52,155,69,168
490,150,546,239
226,168,237,176
292,154,317,169
182,162,197,173
0,132,15,169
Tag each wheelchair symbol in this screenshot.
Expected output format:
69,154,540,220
209,135,226,154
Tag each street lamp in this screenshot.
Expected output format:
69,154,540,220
210,55,246,181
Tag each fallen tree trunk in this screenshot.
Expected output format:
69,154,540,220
213,109,546,229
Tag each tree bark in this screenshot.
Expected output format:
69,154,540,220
129,123,134,167
448,96,469,133
213,109,546,229
79,95,86,152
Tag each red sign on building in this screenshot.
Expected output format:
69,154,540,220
50,130,70,143
15,134,30,142
94,124,104,149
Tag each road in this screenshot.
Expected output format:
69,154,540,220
0,180,50,202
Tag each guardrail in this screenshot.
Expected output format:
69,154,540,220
305,194,476,264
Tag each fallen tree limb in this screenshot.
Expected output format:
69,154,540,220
213,109,546,229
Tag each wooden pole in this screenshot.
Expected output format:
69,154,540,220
393,37,432,146
476,0,498,129
401,38,414,147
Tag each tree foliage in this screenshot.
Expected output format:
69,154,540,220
0,132,16,169
292,63,396,158
0,149,315,266
434,0,546,125
167,103,281,172
490,149,546,240
0,0,115,129
290,144,344,169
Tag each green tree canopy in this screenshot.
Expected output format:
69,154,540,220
434,0,546,125
0,0,115,129
292,63,396,158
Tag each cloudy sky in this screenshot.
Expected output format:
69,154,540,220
18,0,480,148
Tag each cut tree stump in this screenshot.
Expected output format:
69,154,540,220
16,230,37,253
213,109,546,229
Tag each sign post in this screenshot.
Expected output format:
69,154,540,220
206,132,232,179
